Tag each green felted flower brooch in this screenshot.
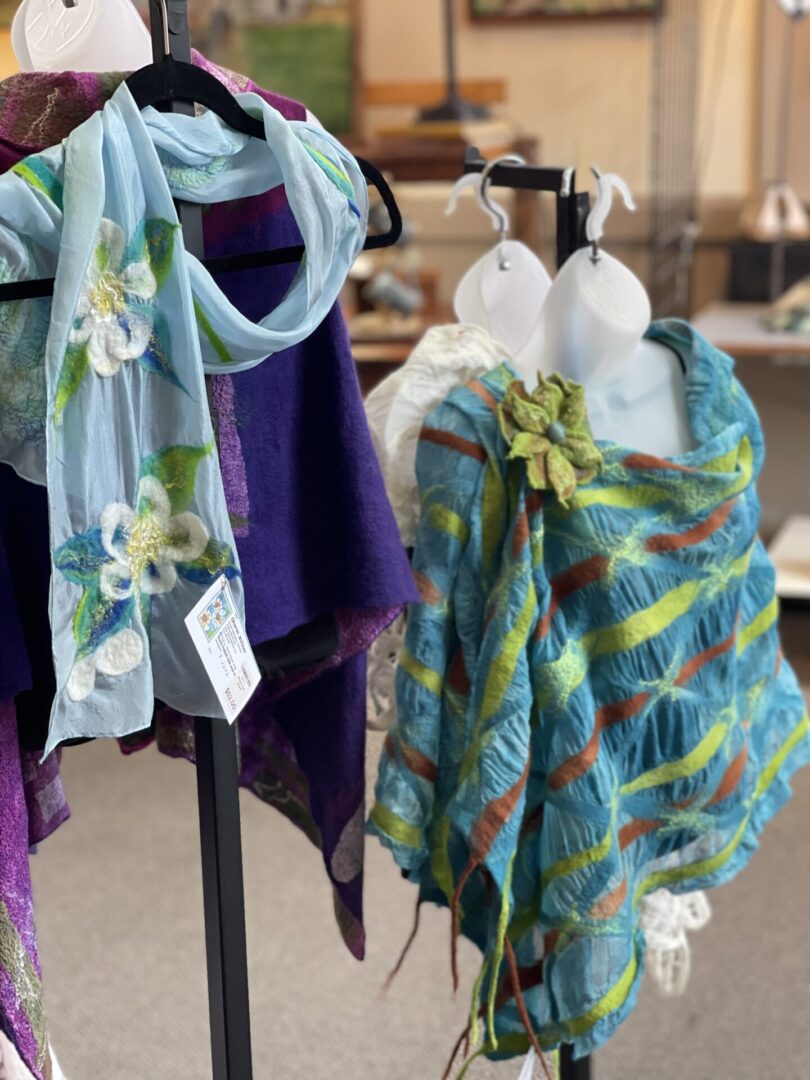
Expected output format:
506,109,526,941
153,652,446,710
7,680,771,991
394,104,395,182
498,374,603,506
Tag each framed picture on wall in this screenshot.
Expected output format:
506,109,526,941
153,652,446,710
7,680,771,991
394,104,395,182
470,0,661,17
134,0,361,136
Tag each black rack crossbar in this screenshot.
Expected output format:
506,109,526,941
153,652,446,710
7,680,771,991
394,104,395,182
463,147,591,270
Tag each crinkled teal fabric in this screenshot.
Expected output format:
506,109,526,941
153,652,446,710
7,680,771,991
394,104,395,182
369,319,810,1065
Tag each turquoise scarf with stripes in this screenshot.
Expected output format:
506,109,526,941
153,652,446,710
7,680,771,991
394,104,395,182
370,320,809,1066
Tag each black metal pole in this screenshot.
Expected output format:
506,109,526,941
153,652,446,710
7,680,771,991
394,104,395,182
560,1044,592,1079
146,3,254,1078
444,0,460,106
195,717,254,1080
419,0,489,123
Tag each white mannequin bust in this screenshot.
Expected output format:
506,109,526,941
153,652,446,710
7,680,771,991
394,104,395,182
447,161,552,361
13,0,152,72
514,173,694,459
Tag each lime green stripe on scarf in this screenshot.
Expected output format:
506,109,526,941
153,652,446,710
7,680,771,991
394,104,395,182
737,595,779,656
399,647,443,695
427,503,471,546
633,712,810,903
620,720,729,796
369,802,422,848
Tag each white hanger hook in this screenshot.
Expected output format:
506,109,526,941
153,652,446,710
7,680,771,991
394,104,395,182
446,154,525,271
446,154,525,238
585,167,636,258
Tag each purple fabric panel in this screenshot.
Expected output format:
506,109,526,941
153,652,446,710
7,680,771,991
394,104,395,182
202,205,417,644
0,699,46,1080
271,653,369,959
21,750,69,848
211,375,250,537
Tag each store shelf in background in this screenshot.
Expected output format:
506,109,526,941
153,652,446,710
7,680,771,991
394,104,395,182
692,303,810,358
769,516,810,603
364,78,506,108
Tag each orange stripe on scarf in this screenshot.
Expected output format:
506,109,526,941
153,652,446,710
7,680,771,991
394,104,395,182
420,425,487,463
645,498,735,554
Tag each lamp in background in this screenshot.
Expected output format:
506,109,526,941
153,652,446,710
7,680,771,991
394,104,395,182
419,0,490,123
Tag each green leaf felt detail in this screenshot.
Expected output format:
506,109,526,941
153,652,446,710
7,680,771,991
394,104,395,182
139,442,214,515
144,219,177,290
53,342,89,426
176,538,240,584
140,593,152,636
73,580,135,661
124,219,177,289
137,310,189,395
54,527,108,586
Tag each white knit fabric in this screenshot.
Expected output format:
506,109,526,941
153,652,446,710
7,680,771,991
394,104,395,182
366,615,405,731
639,888,712,996
364,324,509,548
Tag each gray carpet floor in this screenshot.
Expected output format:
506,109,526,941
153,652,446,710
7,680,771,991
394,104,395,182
30,690,810,1080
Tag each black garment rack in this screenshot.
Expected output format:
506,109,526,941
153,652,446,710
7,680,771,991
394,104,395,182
464,149,593,1080
145,5,403,1080
0,2,397,1078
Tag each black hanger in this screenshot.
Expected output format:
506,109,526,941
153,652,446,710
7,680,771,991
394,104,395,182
0,10,401,303
126,56,267,143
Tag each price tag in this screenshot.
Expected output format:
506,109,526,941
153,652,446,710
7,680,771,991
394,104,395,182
184,575,260,723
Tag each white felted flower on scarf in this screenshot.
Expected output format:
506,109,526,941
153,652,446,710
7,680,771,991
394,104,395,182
70,218,157,377
99,475,209,601
66,628,145,703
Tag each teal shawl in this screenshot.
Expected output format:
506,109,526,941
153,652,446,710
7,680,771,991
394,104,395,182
370,320,809,1066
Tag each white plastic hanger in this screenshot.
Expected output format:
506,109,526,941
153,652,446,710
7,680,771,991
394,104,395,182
13,0,152,73
775,0,810,16
446,155,552,358
532,167,694,457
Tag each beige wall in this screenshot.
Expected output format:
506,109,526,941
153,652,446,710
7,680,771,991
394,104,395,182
363,0,760,200
0,29,17,80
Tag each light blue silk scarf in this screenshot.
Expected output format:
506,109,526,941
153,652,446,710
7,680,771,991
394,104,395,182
0,82,367,755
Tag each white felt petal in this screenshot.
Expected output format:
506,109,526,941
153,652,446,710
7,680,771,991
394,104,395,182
66,656,96,702
136,476,171,522
121,261,157,301
68,320,93,346
100,502,134,562
100,561,134,601
140,562,177,595
103,313,151,363
86,324,122,376
95,628,144,677
163,511,209,563
96,218,125,274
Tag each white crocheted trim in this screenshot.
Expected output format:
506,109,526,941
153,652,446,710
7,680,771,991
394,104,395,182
366,615,406,731
640,888,712,996
365,324,509,547
0,1034,68,1080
